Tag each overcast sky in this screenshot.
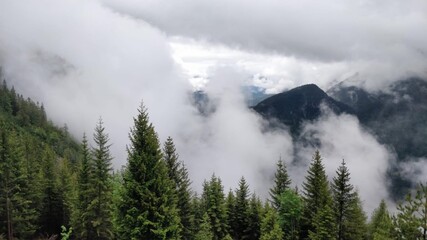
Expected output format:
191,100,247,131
1,0,426,213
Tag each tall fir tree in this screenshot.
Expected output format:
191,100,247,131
225,189,236,235
248,194,262,240
369,200,392,240
87,119,114,239
301,150,335,239
74,133,95,239
163,137,194,239
344,191,367,240
38,146,65,237
195,213,213,240
260,203,284,240
117,102,180,239
202,175,228,240
270,158,292,209
279,189,303,240
331,159,355,240
232,177,251,239
0,130,37,239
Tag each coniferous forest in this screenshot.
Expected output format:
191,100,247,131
1,80,427,240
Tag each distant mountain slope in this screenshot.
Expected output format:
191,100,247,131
253,84,355,134
329,77,427,161
0,75,81,162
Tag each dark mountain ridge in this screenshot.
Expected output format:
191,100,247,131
253,84,355,134
253,77,427,199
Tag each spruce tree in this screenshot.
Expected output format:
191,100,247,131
87,119,114,239
368,200,392,240
270,158,291,209
248,194,262,240
0,130,37,239
393,183,427,240
331,159,355,240
279,189,303,240
74,133,94,239
301,150,335,239
260,204,284,240
163,137,194,239
117,102,180,239
232,177,251,239
195,213,213,240
225,189,235,235
202,174,228,240
38,146,65,237
345,191,367,240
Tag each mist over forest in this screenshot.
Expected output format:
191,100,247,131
0,0,426,239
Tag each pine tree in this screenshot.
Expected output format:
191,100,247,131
195,213,213,240
279,189,303,240
117,102,180,239
232,177,251,239
163,137,194,239
74,133,95,239
202,174,228,240
260,204,284,240
248,194,262,240
163,136,180,186
0,130,37,239
38,146,65,237
57,158,75,231
270,158,291,209
368,200,393,240
308,201,336,240
331,159,356,240
225,189,235,235
393,183,427,240
87,119,114,239
301,150,335,239
344,191,367,240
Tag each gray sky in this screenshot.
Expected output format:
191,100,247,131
1,0,426,213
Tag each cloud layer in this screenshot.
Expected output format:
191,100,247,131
104,0,427,87
0,0,404,212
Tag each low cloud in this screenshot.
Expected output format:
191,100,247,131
0,0,402,211
291,109,392,213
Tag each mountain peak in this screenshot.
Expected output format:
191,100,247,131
253,83,354,133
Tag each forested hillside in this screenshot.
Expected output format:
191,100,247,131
1,74,426,240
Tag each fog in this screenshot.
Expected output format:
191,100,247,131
0,0,421,213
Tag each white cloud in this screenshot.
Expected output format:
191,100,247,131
293,110,392,213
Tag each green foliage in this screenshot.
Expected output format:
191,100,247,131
87,119,114,239
230,176,251,239
225,189,235,234
260,204,284,240
38,146,66,236
393,183,427,240
202,175,228,240
163,137,194,239
60,226,73,240
195,213,213,240
369,200,393,240
301,150,335,239
117,102,180,239
344,192,367,240
279,189,303,240
270,158,292,209
331,159,367,240
248,194,262,240
74,133,95,239
308,202,336,240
